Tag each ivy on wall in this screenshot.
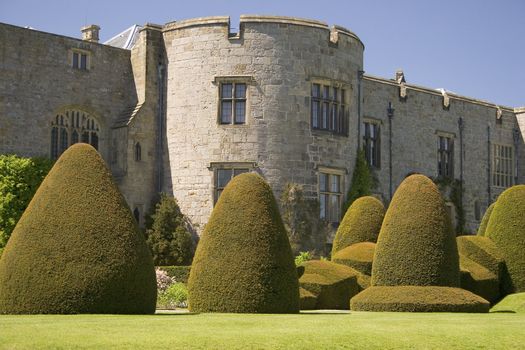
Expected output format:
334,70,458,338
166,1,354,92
433,177,465,235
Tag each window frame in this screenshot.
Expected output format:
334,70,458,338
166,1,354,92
436,132,454,179
71,49,90,70
50,110,100,159
491,143,514,188
363,119,381,169
210,162,256,204
215,76,254,126
310,80,348,136
318,167,345,225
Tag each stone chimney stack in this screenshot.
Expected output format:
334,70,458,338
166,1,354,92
395,69,406,84
81,24,100,43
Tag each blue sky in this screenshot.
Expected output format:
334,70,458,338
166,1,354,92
1,0,523,107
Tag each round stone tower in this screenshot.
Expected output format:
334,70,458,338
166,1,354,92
162,15,364,233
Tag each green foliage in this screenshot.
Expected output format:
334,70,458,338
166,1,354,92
280,183,329,255
490,292,525,313
477,203,495,236
0,155,53,250
350,286,490,312
332,242,375,276
0,144,157,314
157,265,191,284
486,185,525,293
294,251,312,267
342,149,373,214
372,174,460,287
459,255,500,303
157,282,188,309
144,194,194,266
188,173,299,313
331,196,384,255
299,260,359,310
433,177,465,235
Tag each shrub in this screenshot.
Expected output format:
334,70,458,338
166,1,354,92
477,202,495,236
485,185,525,293
0,155,53,250
299,287,317,310
188,173,299,313
456,235,505,284
490,292,525,313
144,194,194,266
295,251,312,267
342,149,374,214
332,242,375,276
156,268,175,292
299,260,359,310
350,286,489,312
157,265,191,284
372,174,460,287
157,282,188,309
0,144,157,314
331,196,384,255
459,255,499,303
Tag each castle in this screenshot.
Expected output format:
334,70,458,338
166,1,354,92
1,15,524,245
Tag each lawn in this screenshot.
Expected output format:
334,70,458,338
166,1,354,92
1,311,523,349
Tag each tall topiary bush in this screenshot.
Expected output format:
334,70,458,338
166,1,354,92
477,202,495,236
188,173,299,313
0,144,157,314
0,155,53,251
331,196,384,255
351,174,489,312
342,149,373,214
485,185,525,293
144,194,194,266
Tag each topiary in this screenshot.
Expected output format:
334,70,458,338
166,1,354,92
0,144,157,314
299,260,359,310
351,174,489,312
187,173,299,313
332,242,375,276
485,185,525,293
477,202,495,236
490,292,525,313
299,287,317,310
456,235,506,285
459,255,499,303
342,149,373,214
331,196,384,255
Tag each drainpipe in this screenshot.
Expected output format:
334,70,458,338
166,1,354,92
458,117,464,232
156,63,165,193
487,125,491,204
387,102,395,200
357,70,365,151
513,128,520,184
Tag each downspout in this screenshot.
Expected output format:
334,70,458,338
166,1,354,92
487,125,491,203
513,128,520,184
357,70,364,151
156,62,165,193
458,117,464,232
387,102,395,200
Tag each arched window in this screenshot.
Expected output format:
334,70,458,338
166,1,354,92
135,142,141,162
50,110,100,159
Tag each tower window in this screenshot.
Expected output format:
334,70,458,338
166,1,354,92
311,82,348,135
219,83,246,124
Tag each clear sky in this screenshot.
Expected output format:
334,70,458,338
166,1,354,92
1,0,523,107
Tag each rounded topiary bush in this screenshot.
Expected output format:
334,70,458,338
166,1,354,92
331,196,384,255
459,255,499,303
456,235,505,283
372,174,459,287
485,185,525,293
477,203,495,236
332,242,375,276
0,144,156,314
187,173,299,313
351,174,489,312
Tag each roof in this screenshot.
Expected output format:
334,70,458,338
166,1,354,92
104,25,142,50
112,103,143,128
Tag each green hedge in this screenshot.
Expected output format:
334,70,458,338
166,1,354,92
188,173,299,313
0,144,157,314
372,174,460,287
456,235,505,283
157,266,191,284
477,203,495,236
485,185,525,293
350,286,490,313
332,242,375,276
331,196,384,255
459,255,499,303
299,287,317,310
299,260,359,310
490,292,525,313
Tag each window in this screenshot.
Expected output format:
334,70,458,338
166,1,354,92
363,121,380,168
213,165,252,203
319,171,343,224
220,83,246,124
437,135,454,178
474,200,481,221
135,142,142,162
133,207,140,225
492,144,514,188
50,110,100,159
72,51,88,70
311,83,347,135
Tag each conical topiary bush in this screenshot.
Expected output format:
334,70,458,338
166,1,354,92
477,202,495,236
351,174,489,312
0,144,157,314
485,185,525,293
188,172,299,313
331,196,384,255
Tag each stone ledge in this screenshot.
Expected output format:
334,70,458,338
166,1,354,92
163,16,230,32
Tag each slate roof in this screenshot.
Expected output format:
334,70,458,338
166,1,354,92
104,24,142,50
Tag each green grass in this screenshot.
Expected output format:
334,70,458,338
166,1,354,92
1,312,523,349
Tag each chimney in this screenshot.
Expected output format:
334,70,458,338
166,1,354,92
395,69,406,84
81,24,100,43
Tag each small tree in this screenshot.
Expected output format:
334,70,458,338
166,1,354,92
343,149,373,214
145,194,194,266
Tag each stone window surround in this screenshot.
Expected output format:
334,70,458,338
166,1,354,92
69,48,91,70
436,130,455,179
363,117,382,169
309,77,350,136
214,76,255,126
318,166,346,225
209,161,257,204
491,143,514,189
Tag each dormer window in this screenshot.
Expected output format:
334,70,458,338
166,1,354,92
71,50,89,70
